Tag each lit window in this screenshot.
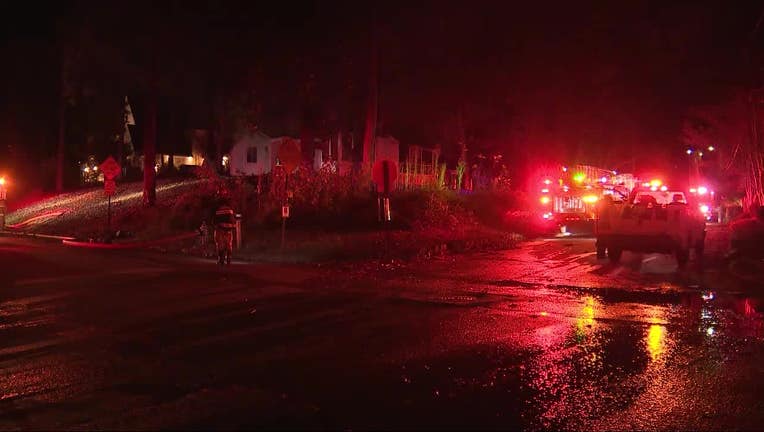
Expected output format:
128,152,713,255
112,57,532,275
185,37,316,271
247,146,258,163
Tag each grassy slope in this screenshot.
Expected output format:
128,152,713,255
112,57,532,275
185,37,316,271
6,179,205,240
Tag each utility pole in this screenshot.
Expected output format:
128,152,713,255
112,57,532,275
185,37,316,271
142,18,160,207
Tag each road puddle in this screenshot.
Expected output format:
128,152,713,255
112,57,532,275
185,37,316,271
375,285,764,430
519,288,764,429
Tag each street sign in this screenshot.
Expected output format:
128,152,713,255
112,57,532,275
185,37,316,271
99,156,121,180
372,159,398,195
282,205,290,218
278,139,302,172
104,179,116,196
103,175,117,233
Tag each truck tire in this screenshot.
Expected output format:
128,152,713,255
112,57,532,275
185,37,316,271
596,244,606,259
608,248,622,264
676,248,690,268
695,233,706,261
695,241,705,263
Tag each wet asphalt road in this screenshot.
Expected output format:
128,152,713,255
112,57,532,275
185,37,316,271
2,235,764,430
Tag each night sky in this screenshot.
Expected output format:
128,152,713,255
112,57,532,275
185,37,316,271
1,0,761,189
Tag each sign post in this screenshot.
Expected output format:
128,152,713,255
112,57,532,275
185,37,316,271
235,213,243,250
277,140,301,250
100,156,121,236
105,180,116,232
281,203,290,249
372,160,398,256
372,159,398,222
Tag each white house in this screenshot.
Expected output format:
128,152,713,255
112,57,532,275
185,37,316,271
229,131,288,176
229,130,400,176
374,135,400,164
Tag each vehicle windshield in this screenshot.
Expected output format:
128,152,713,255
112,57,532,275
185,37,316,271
633,190,686,205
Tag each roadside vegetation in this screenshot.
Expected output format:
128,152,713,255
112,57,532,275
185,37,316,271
6,168,534,262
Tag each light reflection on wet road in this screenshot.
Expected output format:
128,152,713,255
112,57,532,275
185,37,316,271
1,236,764,430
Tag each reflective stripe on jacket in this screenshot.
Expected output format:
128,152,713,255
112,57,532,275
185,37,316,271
214,206,236,230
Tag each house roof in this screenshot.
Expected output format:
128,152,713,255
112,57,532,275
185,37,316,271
235,129,272,141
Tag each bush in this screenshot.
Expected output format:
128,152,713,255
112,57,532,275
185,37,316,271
731,214,764,258
462,190,530,230
168,190,219,231
241,167,377,231
502,210,546,239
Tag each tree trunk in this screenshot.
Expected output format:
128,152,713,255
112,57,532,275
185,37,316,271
361,20,378,170
56,56,66,193
213,91,225,172
456,110,468,191
337,131,343,173
117,98,125,169
143,87,157,207
745,92,764,212
457,109,467,163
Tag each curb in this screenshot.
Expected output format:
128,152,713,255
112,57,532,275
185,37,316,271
0,230,76,241
62,232,197,249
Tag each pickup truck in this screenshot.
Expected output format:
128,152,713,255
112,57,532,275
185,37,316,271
595,188,706,268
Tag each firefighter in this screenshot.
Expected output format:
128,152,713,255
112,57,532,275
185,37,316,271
595,194,615,259
213,202,236,265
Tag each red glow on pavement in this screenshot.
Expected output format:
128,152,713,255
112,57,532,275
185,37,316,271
62,232,197,249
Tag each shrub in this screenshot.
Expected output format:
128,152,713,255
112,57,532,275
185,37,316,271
393,189,477,233
168,189,219,231
462,190,529,230
502,210,545,239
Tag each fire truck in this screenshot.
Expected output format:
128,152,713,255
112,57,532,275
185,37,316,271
535,164,636,234
688,185,719,222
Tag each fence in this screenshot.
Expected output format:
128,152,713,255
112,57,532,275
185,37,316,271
399,162,439,190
